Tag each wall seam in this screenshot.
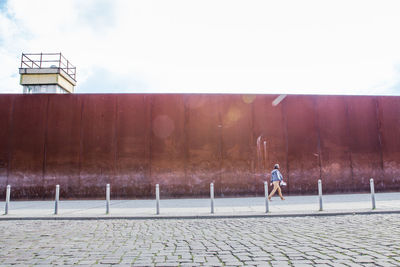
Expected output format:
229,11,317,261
78,96,85,196
113,95,119,195
314,98,323,181
149,96,153,187
375,97,384,171
6,96,16,187
183,96,190,193
42,95,50,199
282,98,290,194
218,100,223,197
344,97,355,191
250,98,257,195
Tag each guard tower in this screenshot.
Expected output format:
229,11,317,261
19,53,76,94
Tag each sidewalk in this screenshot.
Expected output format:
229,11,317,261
1,192,399,220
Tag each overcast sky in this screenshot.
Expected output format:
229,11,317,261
1,0,400,95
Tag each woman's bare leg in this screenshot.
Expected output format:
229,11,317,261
268,181,279,199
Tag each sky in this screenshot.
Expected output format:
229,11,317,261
0,0,400,95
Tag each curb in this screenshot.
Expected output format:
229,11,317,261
1,209,400,221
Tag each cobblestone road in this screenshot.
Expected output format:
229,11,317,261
0,214,399,266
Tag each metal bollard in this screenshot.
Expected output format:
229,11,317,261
210,183,214,214
370,178,376,210
264,182,269,213
54,184,60,215
106,184,110,214
156,184,160,215
5,185,10,215
318,179,323,211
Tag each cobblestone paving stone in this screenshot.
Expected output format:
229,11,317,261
0,214,399,266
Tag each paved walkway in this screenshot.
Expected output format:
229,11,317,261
0,214,399,266
1,192,399,219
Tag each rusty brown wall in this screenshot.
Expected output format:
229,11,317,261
0,94,399,199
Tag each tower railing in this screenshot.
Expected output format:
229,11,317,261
20,52,76,81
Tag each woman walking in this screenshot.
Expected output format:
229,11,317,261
268,163,285,200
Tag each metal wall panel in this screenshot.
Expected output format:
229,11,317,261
114,94,150,198
317,96,353,193
185,95,221,196
8,95,48,198
285,96,321,194
253,95,287,194
44,95,82,198
378,96,400,191
346,96,384,191
79,95,117,197
219,95,254,196
148,94,188,197
0,95,13,197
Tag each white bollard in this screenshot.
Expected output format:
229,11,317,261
318,179,323,211
106,184,110,214
264,182,269,213
156,184,160,215
210,183,214,214
54,184,60,215
5,185,10,215
370,178,376,210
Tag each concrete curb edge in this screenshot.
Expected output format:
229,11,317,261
1,209,400,221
